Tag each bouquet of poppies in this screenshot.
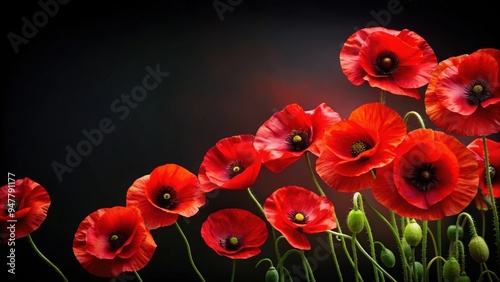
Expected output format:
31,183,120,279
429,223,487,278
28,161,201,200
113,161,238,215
2,26,499,282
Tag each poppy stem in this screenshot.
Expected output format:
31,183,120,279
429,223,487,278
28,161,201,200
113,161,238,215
174,222,206,282
421,220,428,282
27,235,68,282
230,259,236,282
403,111,426,129
133,271,144,282
482,135,500,266
305,152,325,196
357,194,381,282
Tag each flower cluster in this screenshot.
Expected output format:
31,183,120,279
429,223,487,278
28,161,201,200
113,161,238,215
1,26,499,282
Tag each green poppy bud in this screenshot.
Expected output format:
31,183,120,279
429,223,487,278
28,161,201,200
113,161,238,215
380,248,396,268
347,209,365,234
468,235,489,263
447,225,464,242
457,272,471,282
410,261,423,280
265,266,279,282
443,257,460,282
401,238,412,262
404,219,422,247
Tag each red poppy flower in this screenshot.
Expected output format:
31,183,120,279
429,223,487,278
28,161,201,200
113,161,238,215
254,103,341,173
198,134,261,192
316,102,407,192
200,208,268,259
340,27,437,99
263,186,336,250
467,138,500,198
126,164,206,230
372,129,479,220
73,206,156,277
425,48,500,136
0,177,50,244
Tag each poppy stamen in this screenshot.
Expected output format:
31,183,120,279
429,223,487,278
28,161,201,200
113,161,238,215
290,211,308,224
485,165,497,183
227,160,245,178
108,231,127,250
406,162,439,192
465,79,491,105
375,51,400,75
156,186,178,209
220,235,240,251
286,129,310,151
351,140,371,158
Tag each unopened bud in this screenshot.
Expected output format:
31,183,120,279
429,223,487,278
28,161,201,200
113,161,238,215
404,219,422,247
447,225,464,242
380,248,396,268
347,209,365,234
443,257,460,282
468,235,489,263
265,266,279,282
410,261,423,280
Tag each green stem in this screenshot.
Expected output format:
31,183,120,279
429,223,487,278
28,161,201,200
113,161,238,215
299,250,315,282
352,233,360,282
305,152,325,196
482,135,500,266
231,259,236,282
436,220,442,282
328,231,344,282
403,111,426,129
424,256,446,282
27,235,68,282
134,271,144,282
175,222,206,282
357,193,380,282
421,221,428,282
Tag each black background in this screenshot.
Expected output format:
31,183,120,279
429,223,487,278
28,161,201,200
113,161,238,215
2,0,500,281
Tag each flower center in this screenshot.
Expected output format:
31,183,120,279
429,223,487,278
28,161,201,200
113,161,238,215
290,211,308,224
286,129,310,152
375,51,399,75
227,160,245,179
485,165,497,183
465,79,491,106
405,162,439,192
4,199,19,214
156,186,178,209
220,235,240,251
351,140,371,158
108,231,127,250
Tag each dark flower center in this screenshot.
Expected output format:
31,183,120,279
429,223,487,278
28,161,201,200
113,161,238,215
351,140,371,158
286,129,310,152
485,165,497,183
375,51,399,75
220,235,240,251
227,160,245,179
108,231,128,251
156,186,178,209
405,162,439,192
4,199,20,214
465,79,491,106
289,211,309,224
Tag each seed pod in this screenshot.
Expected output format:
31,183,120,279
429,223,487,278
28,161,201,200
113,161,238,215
401,238,412,262
380,248,396,268
468,235,489,263
265,266,279,282
347,209,365,234
443,257,460,282
404,219,422,247
447,225,464,242
457,272,471,282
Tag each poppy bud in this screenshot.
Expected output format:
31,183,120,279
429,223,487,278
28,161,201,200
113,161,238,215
404,219,422,247
443,257,460,282
401,238,412,261
457,273,471,282
265,266,279,282
410,261,423,280
347,209,365,234
380,248,396,268
468,235,489,263
447,225,464,242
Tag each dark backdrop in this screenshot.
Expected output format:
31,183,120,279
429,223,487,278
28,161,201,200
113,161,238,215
2,0,499,281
